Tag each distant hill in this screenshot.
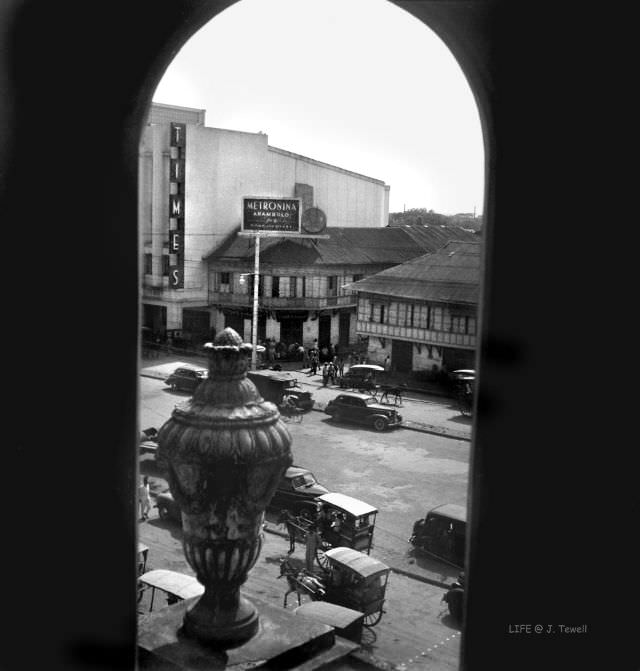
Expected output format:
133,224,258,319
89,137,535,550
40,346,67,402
388,208,483,231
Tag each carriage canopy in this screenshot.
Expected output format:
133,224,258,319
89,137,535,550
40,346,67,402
317,492,378,518
324,547,390,579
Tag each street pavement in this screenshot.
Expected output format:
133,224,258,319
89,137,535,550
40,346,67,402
138,353,470,589
139,354,472,443
137,483,462,670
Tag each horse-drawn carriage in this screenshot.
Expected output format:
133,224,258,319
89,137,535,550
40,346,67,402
281,492,378,567
277,492,389,628
279,547,391,628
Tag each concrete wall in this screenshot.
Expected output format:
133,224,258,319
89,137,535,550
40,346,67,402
267,147,388,227
184,125,270,296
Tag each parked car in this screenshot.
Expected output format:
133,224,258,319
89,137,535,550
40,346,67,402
324,392,402,432
409,503,466,569
164,365,208,393
155,490,181,522
247,370,314,410
268,466,330,516
156,465,329,522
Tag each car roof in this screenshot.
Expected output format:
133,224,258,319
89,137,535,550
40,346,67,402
428,503,467,522
317,492,378,516
173,365,207,373
285,466,312,479
334,392,374,400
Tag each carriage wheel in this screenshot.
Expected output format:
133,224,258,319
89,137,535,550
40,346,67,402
363,609,384,627
315,543,331,570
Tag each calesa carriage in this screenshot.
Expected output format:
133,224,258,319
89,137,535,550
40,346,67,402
314,492,378,567
278,492,389,628
279,547,390,628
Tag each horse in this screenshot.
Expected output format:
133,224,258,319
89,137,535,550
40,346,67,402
379,383,408,406
278,557,326,607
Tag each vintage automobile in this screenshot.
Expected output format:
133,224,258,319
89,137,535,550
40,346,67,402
452,369,475,417
268,466,329,516
247,370,314,410
164,365,208,393
155,490,182,522
324,392,402,432
409,503,466,569
157,466,329,522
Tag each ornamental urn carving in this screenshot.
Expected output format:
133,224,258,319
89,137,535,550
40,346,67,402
156,328,293,645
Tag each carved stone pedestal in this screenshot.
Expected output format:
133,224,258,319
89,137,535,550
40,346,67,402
137,594,360,670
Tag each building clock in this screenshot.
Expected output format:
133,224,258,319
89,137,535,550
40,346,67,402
301,207,327,234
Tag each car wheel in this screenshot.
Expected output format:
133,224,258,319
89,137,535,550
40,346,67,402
158,506,170,521
372,417,388,432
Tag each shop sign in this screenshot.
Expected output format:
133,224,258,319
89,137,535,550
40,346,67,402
242,197,301,233
169,266,183,289
169,230,183,254
169,193,184,218
170,123,186,147
276,311,309,321
169,121,186,290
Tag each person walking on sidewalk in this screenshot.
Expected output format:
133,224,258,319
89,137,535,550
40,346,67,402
139,476,151,521
308,352,319,376
321,363,329,386
279,509,298,554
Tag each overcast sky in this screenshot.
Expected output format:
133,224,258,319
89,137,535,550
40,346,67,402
152,0,484,216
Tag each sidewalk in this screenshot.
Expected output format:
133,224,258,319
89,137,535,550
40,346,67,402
139,354,472,442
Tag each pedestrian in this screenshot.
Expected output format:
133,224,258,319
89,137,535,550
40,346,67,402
139,475,151,521
308,353,318,376
384,355,391,373
321,363,329,386
279,509,297,554
305,521,319,572
337,356,345,377
327,362,336,385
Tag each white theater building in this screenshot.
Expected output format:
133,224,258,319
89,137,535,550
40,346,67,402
139,102,390,347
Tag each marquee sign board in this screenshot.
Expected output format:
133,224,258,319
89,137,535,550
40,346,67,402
242,197,301,234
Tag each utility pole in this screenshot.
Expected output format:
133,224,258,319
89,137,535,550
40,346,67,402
251,233,260,371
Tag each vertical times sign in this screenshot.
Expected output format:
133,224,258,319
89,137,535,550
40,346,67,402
168,122,186,289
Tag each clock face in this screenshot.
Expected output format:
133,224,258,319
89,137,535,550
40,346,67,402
301,207,327,234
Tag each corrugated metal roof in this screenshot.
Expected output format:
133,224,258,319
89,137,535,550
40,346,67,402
398,224,480,251
203,226,479,267
346,241,481,305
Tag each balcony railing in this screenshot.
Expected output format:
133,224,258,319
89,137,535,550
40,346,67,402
356,320,476,349
207,292,356,310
